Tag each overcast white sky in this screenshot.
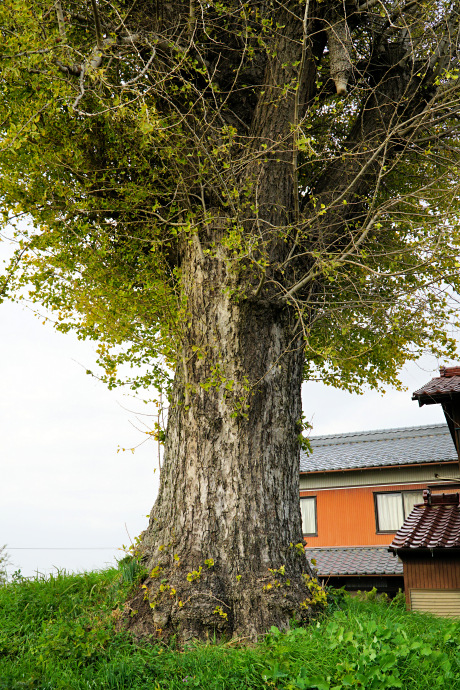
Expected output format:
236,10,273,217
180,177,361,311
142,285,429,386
0,239,448,578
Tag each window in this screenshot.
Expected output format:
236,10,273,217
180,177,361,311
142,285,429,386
300,496,317,536
375,491,424,533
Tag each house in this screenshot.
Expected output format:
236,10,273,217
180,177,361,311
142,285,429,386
388,366,460,614
300,422,460,594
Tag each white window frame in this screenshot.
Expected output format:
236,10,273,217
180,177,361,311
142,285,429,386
300,496,317,536
374,490,424,533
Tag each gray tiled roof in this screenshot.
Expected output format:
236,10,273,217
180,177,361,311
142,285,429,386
300,424,457,473
306,547,403,577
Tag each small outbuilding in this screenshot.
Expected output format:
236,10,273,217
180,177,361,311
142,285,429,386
389,366,460,616
389,489,460,616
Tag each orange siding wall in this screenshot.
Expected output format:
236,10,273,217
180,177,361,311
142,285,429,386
300,483,426,547
403,560,460,607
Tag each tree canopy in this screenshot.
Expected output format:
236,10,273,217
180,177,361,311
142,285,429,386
1,1,460,397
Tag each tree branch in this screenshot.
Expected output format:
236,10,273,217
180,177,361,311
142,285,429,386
90,0,104,51
293,0,311,224
55,1,66,42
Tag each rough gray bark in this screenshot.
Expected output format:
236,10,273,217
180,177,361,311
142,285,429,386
127,242,316,641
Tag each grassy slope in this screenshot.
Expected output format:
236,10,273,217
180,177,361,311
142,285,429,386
1,565,460,689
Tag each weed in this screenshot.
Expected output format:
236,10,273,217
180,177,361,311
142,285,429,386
117,555,147,587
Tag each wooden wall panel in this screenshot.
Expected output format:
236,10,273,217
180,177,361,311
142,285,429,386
404,560,460,591
300,483,427,547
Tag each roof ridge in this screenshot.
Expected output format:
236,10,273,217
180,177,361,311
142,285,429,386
308,423,446,443
300,423,456,472
305,546,390,551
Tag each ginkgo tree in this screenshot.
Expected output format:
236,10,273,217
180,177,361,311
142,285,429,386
1,0,460,640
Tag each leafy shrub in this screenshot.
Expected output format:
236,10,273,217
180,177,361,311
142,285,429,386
356,586,389,603
391,589,406,609
261,600,460,689
324,586,347,611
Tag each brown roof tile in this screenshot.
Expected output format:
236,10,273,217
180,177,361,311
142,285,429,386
412,367,460,403
440,366,460,377
389,492,460,550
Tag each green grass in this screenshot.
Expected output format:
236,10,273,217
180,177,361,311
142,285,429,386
1,566,460,689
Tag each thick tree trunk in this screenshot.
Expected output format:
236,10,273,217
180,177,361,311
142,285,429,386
121,2,324,642
125,240,318,641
